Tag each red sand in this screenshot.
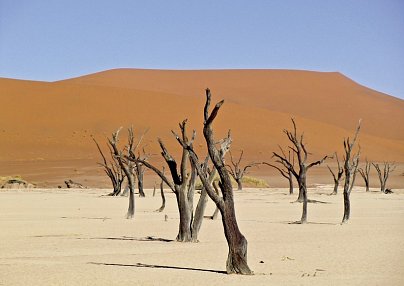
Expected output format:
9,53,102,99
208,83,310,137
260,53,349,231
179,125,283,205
1,69,403,186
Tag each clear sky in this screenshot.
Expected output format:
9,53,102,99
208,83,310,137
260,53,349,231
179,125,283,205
1,1,403,99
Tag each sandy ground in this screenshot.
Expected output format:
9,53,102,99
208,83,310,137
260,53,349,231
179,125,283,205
1,186,403,285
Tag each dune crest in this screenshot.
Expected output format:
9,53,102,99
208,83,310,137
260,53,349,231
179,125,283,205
1,69,403,186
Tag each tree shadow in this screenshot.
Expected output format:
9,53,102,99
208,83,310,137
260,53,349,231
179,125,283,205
290,199,330,204
88,262,226,274
60,216,112,220
79,236,174,242
275,221,338,225
307,199,331,204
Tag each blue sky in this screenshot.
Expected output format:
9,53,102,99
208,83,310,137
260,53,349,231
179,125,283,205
1,1,403,99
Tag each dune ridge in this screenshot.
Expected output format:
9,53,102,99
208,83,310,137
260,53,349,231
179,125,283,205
1,69,403,186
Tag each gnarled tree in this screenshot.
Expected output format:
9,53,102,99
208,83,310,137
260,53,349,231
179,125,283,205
226,150,260,190
132,120,197,242
92,136,125,196
155,167,166,212
263,150,294,195
372,162,396,193
341,121,361,224
328,152,344,195
191,132,231,241
358,160,371,192
175,89,253,274
109,126,145,219
272,119,328,224
133,147,150,197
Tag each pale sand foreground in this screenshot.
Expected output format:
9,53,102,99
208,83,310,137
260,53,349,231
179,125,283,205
1,187,403,285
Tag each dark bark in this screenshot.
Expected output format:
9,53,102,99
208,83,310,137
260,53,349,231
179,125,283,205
373,162,396,193
108,127,143,219
297,187,304,203
227,150,259,191
205,181,221,220
92,137,125,196
132,120,196,242
236,179,243,191
299,171,307,223
342,189,350,223
328,153,344,195
263,157,294,195
135,161,145,197
288,170,294,195
156,170,166,212
358,160,371,192
192,187,208,239
341,121,361,224
176,162,196,242
152,182,156,197
272,119,328,223
174,89,253,274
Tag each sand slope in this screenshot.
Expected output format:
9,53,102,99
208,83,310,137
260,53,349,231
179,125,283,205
0,69,403,186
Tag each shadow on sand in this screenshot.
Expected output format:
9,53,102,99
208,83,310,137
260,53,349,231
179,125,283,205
79,236,174,242
88,262,226,274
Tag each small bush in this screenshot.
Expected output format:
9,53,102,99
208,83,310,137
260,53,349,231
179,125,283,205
195,175,268,190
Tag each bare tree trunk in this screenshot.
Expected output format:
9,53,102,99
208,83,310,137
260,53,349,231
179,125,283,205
191,188,208,241
227,150,259,192
156,178,166,212
272,119,328,223
175,189,193,242
136,162,145,197
92,136,125,196
134,121,197,242
298,171,307,224
288,171,294,195
211,207,220,220
108,127,139,219
174,89,253,274
342,184,350,223
126,167,135,219
373,162,396,193
364,181,370,192
359,160,371,192
236,179,243,191
297,188,304,202
221,199,251,274
192,138,230,242
263,161,294,195
341,121,361,224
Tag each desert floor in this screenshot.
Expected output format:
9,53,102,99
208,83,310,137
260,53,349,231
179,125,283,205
1,186,403,286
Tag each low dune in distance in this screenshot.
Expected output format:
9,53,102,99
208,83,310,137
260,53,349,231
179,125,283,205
0,69,403,187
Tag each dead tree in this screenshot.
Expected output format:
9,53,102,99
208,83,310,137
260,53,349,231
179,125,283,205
134,148,150,197
327,153,344,195
226,150,260,190
272,119,328,224
372,162,396,193
92,137,125,196
108,127,143,219
132,120,197,242
192,132,231,241
358,160,371,192
341,122,361,224
175,89,253,274
156,167,166,212
263,150,294,195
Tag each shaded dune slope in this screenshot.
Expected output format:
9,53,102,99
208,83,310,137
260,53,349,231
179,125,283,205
1,69,403,185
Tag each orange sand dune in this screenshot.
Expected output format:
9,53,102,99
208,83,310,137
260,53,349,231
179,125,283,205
1,69,403,186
